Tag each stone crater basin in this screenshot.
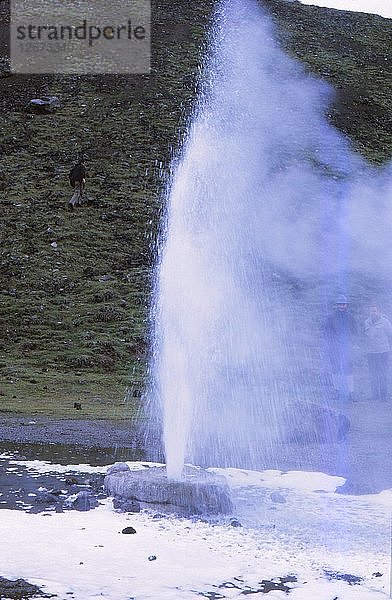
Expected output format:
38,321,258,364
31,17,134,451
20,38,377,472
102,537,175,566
104,463,233,515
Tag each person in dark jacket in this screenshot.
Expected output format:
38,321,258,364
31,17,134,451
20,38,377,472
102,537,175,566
323,294,358,401
364,303,392,402
68,159,86,209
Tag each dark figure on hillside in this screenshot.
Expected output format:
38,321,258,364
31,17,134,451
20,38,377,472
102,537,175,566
69,159,86,209
364,303,392,402
323,294,358,401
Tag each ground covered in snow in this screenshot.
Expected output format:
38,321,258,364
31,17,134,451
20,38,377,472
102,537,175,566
1,456,391,600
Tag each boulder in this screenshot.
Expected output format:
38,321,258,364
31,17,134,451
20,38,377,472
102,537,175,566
105,465,233,515
65,491,99,511
0,577,47,599
34,491,61,504
26,96,61,113
286,401,350,444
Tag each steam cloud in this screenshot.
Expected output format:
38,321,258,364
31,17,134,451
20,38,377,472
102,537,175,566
150,0,392,477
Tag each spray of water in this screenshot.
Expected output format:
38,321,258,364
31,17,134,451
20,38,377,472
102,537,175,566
148,0,392,479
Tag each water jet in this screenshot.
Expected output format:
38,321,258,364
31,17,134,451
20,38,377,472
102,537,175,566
142,0,358,486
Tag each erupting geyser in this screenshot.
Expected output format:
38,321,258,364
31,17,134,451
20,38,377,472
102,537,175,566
141,0,392,486
107,0,392,513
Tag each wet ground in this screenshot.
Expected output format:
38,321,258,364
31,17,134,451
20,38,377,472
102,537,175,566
0,441,141,512
0,393,391,516
0,416,143,449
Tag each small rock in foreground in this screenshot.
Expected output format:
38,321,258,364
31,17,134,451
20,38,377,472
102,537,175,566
122,526,137,534
0,576,54,599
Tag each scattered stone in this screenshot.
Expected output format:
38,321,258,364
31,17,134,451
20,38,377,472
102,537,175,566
85,474,105,492
65,476,79,486
73,402,82,410
65,491,99,511
112,497,141,513
26,95,62,114
270,491,286,504
372,572,383,578
229,518,242,527
34,491,61,504
99,275,113,282
0,576,54,599
323,569,363,585
122,526,137,534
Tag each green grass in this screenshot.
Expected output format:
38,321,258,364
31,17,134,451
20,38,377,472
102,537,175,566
0,0,391,419
0,366,135,419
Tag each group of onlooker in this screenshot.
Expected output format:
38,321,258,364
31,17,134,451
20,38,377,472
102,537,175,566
323,295,392,402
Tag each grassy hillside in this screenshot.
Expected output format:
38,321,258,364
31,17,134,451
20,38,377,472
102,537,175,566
0,0,391,419
263,0,392,164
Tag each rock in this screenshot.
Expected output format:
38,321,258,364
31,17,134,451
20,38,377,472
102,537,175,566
323,568,363,585
34,491,61,504
122,526,137,534
113,497,141,513
85,474,105,492
65,491,99,511
105,465,233,515
26,95,61,113
148,555,157,561
0,576,48,599
65,476,79,486
107,462,131,475
99,275,113,282
229,518,242,527
270,491,286,504
287,401,350,444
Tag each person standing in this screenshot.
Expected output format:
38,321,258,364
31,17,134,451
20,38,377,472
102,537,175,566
364,303,392,402
68,158,86,209
323,294,358,401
